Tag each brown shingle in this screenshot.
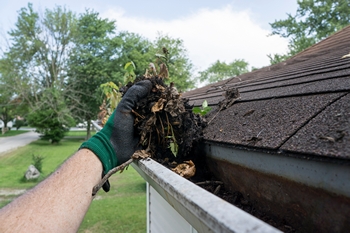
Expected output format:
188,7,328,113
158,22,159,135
281,93,350,158
204,93,344,150
183,25,350,158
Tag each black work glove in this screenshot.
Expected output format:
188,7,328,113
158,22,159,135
80,80,152,191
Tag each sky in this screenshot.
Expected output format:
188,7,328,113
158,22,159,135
0,0,298,75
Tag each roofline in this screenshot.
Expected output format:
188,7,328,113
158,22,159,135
280,24,350,62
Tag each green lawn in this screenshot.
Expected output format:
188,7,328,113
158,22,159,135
0,129,94,138
79,168,146,233
0,130,28,137
0,134,147,232
0,139,79,189
65,130,96,137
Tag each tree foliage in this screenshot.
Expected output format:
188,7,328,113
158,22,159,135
153,33,194,92
27,88,74,143
114,31,154,78
0,61,14,133
197,59,249,84
1,4,197,141
269,0,350,64
2,3,76,142
67,10,120,139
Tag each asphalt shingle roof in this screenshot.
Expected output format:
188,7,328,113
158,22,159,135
183,25,350,159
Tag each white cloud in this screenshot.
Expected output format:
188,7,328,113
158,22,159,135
103,5,288,73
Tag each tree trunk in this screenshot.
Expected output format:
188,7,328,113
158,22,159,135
2,126,8,135
86,119,91,140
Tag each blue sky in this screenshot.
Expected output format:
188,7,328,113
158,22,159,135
0,1,298,76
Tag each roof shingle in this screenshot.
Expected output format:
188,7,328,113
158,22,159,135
183,25,350,159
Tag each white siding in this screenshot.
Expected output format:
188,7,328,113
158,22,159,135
148,183,197,233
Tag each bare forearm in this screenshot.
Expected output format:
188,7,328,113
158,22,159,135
0,149,102,233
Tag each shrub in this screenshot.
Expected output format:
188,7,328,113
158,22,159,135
27,88,74,144
32,154,44,173
14,119,25,130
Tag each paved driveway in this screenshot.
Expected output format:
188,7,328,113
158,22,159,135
0,131,40,156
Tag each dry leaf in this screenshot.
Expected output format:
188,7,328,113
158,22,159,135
151,98,166,113
158,63,169,79
172,160,196,178
155,84,166,92
132,150,151,159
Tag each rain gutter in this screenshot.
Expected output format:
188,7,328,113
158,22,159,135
92,120,281,232
204,142,350,197
132,158,281,233
203,141,350,232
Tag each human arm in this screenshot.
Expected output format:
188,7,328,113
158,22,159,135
0,80,152,232
0,149,102,233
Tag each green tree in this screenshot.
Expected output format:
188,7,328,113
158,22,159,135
2,3,77,142
27,88,74,144
67,10,121,139
0,95,15,134
0,57,29,133
269,0,350,64
153,33,194,92
197,59,249,84
114,31,154,79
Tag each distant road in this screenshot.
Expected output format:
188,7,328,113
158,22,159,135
0,127,88,156
0,131,40,156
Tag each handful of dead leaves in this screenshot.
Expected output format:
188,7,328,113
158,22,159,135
99,64,206,179
126,76,206,178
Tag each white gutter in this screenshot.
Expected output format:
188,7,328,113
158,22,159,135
205,143,350,197
132,159,281,233
93,119,281,232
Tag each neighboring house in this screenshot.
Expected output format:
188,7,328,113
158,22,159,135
182,25,350,232
0,120,13,130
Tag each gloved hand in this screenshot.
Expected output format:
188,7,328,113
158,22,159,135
80,80,152,192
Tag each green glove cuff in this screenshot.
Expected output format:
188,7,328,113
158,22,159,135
80,129,118,175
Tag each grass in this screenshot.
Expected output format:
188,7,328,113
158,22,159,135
79,168,146,233
0,132,147,232
0,139,80,189
0,130,28,137
65,130,95,137
0,129,94,138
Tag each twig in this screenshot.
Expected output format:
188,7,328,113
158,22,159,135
256,129,265,138
92,149,151,196
195,181,223,185
158,114,165,145
207,105,225,125
213,185,221,195
131,109,145,119
148,133,152,149
165,112,171,136
208,88,240,125
92,158,134,196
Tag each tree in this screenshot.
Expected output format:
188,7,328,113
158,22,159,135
113,32,195,92
2,4,197,140
27,88,74,143
0,94,15,134
114,31,154,79
269,0,350,64
67,10,124,139
0,57,28,134
197,59,249,84
153,33,194,92
2,3,77,143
